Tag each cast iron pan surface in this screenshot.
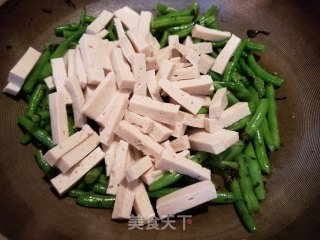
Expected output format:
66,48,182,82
0,0,319,239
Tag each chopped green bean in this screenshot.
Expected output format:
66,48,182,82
266,84,280,150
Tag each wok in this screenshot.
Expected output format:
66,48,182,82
0,0,319,239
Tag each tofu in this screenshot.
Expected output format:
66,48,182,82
159,79,203,115
141,166,165,185
118,36,136,63
166,113,187,138
183,36,194,47
48,92,69,145
188,129,239,154
74,46,88,89
179,111,204,128
55,132,100,173
155,150,211,181
86,10,113,34
126,156,153,182
97,29,109,39
155,46,173,66
7,47,41,87
204,118,224,133
114,6,140,30
149,121,173,142
98,39,113,74
171,75,213,95
114,120,164,158
82,72,117,120
139,11,152,38
194,42,213,54
173,61,193,69
209,88,228,118
44,125,94,166
145,32,161,56
185,48,200,66
133,72,148,96
169,65,200,81
162,140,176,153
220,102,251,127
84,84,97,101
66,49,76,78
133,182,155,223
192,24,231,41
44,76,55,90
129,95,180,125
114,17,126,39
127,28,152,57
146,70,162,102
156,60,175,81
51,147,105,195
211,34,241,74
170,135,190,152
198,54,215,74
124,111,154,134
173,43,190,56
65,76,86,128
168,35,179,47
177,150,190,159
107,140,129,195
130,53,146,79
104,139,119,176
156,180,216,218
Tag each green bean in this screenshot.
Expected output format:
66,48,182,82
253,129,270,174
68,189,92,198
155,3,198,19
212,39,228,48
266,84,280,150
197,106,208,114
261,118,276,152
55,23,80,36
93,183,107,195
156,3,177,15
206,22,219,29
35,149,57,179
247,54,284,87
231,72,246,88
244,143,265,201
192,38,202,44
175,25,194,39
148,187,180,198
106,20,118,41
26,84,46,118
211,191,234,204
17,115,54,149
76,194,115,208
151,15,194,30
98,174,108,185
199,15,216,26
207,159,238,171
20,132,33,145
246,40,266,52
84,165,103,184
224,140,246,162
62,30,76,39
31,110,50,123
213,81,251,101
233,40,248,63
208,70,223,81
227,115,251,131
167,22,194,33
209,50,218,58
214,82,240,106
67,116,76,136
196,5,218,23
223,62,236,82
247,86,259,112
159,31,170,48
84,15,95,24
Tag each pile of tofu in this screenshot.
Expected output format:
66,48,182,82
3,7,251,222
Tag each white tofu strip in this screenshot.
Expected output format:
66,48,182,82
180,111,204,128
97,29,109,39
155,150,211,181
79,34,105,85
204,118,224,133
114,17,126,39
118,36,136,63
51,58,72,103
146,70,162,102
65,76,86,128
133,74,148,96
133,181,155,224
124,111,154,134
192,24,231,41
114,6,140,30
145,32,160,56
183,36,194,47
211,34,241,74
156,60,175,81
51,147,104,196
169,65,200,81
170,135,190,152
2,82,21,96
173,42,190,56
220,102,251,128
84,84,97,101
56,132,100,173
126,156,153,182
114,120,164,158
107,140,129,195
162,140,176,153
155,46,173,66
168,35,179,47
44,125,94,166
195,95,211,107
81,72,117,120
171,75,213,95
194,42,213,54
130,53,146,79
44,76,55,90
98,39,113,74
127,28,152,57
63,50,69,68
7,47,41,87
129,95,180,125
159,79,203,115
169,57,181,63
209,87,228,118
112,178,138,220
67,49,76,77
149,121,173,142
86,10,113,34
110,47,136,89
139,11,152,38
156,180,216,218
166,113,187,138
188,129,239,154
49,92,69,145
104,139,119,176
177,150,190,159
142,166,165,185
74,46,88,89
185,48,200,66
198,54,215,74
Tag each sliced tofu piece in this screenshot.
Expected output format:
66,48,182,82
146,56,159,71
149,121,173,142
67,49,76,77
49,92,69,145
156,180,216,218
193,95,211,107
107,140,129,195
170,135,190,152
173,61,193,69
98,39,113,74
165,112,187,138
145,32,160,56
84,84,97,101
156,60,175,81
74,46,88,89
81,72,117,120
192,24,231,41
55,132,100,173
220,102,251,128
177,150,190,159
204,118,224,133
141,166,165,185
159,79,203,115
171,75,213,95
126,156,153,182
180,111,204,128
146,70,162,102
185,48,200,66
7,47,41,87
162,140,176,153
127,28,151,57
209,87,228,118
44,124,94,166
139,11,152,38
124,111,154,134
65,76,86,128
183,36,194,47
155,46,173,66
211,34,241,74
169,65,200,81
86,10,113,34
96,29,109,39
44,76,55,90
2,82,21,96
168,35,179,47
114,17,126,39
189,129,239,154
155,150,211,181
51,147,105,195
130,53,146,79
194,42,213,54
114,6,140,30
129,95,180,125
118,36,136,64
133,182,156,223
198,54,215,74
104,139,119,176
173,42,191,56
114,120,164,158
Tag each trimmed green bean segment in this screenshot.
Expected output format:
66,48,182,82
76,194,115,208
223,140,246,162
35,149,57,179
261,118,276,152
151,15,194,29
159,31,170,48
266,84,280,150
26,84,46,118
55,23,80,36
84,165,104,184
20,132,33,145
227,115,251,131
148,187,180,198
253,129,271,174
93,183,108,195
68,189,92,198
